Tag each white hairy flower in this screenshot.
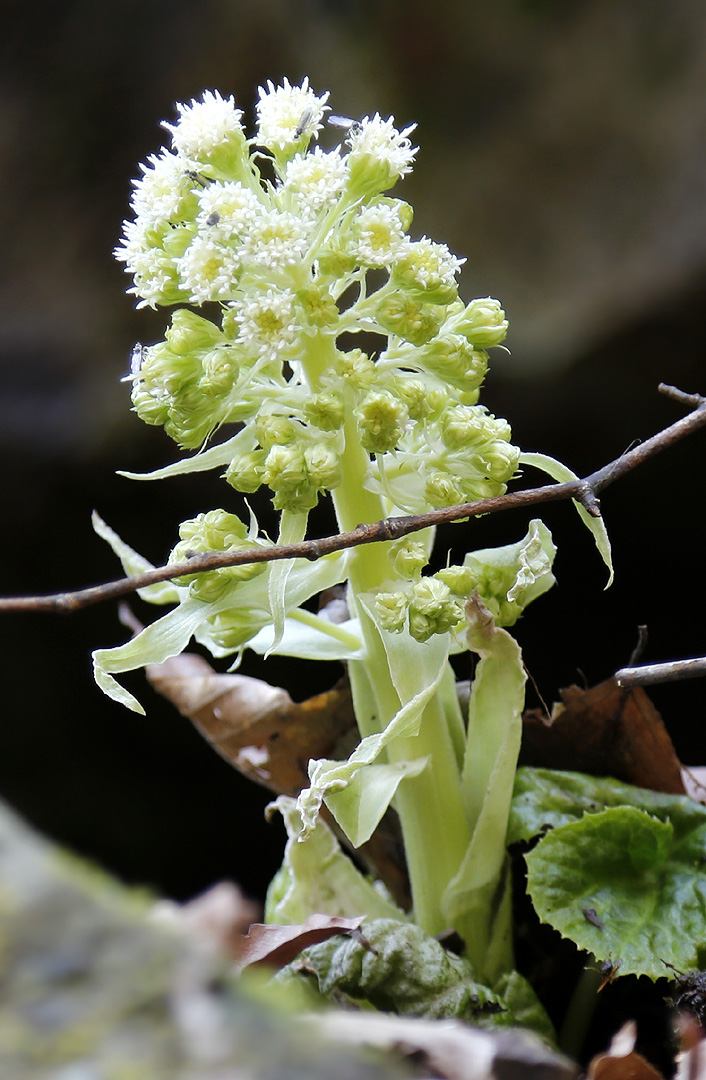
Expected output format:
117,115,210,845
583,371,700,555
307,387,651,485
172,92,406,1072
228,287,297,356
195,181,262,240
241,208,309,269
256,77,330,151
177,235,242,303
281,147,348,215
162,90,245,159
351,202,409,267
129,150,195,229
347,114,417,193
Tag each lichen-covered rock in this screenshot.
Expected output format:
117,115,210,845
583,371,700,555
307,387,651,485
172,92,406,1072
0,800,410,1079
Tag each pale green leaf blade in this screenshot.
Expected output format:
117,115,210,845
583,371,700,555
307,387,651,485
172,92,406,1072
247,613,363,661
519,451,613,585
91,512,179,605
325,759,429,848
265,797,406,925
117,427,255,481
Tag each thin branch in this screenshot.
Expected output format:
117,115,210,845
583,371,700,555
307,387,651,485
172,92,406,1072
2,383,705,615
616,657,706,687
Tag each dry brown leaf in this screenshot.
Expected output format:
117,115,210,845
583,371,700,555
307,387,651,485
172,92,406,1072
234,914,365,972
303,1011,578,1080
147,653,356,798
520,678,685,794
587,1022,664,1080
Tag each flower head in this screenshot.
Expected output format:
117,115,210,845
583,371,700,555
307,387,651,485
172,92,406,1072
256,77,330,155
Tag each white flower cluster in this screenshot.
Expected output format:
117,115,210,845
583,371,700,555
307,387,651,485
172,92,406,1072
117,79,514,519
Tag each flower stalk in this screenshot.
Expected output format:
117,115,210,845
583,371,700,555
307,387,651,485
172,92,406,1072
96,78,606,989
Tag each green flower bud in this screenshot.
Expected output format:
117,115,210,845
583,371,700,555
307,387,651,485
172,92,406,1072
166,309,223,356
305,392,345,431
225,450,266,493
329,349,376,392
255,414,298,450
206,607,264,652
390,378,432,421
304,443,342,491
169,509,263,602
390,539,428,578
375,591,410,633
410,577,451,616
441,405,492,450
408,578,463,642
297,285,340,329
356,392,409,453
391,238,461,305
262,444,308,491
177,509,248,550
453,298,508,348
376,294,442,346
435,565,477,597
420,335,488,391
477,441,521,483
424,472,465,509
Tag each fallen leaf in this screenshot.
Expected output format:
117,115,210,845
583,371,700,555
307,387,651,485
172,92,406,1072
302,1010,578,1080
147,653,356,798
520,678,685,795
682,767,706,804
234,914,365,972
587,1022,664,1080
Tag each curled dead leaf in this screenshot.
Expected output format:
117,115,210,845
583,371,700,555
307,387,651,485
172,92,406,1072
146,653,356,798
234,914,365,972
587,1022,664,1080
520,678,685,795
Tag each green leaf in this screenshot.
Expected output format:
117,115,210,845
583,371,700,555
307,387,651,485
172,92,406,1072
265,797,406,926
117,426,256,481
509,766,705,844
94,549,349,712
519,452,613,586
511,769,706,978
297,917,554,1037
443,597,526,981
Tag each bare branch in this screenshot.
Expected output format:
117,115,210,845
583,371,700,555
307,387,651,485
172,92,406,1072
2,384,705,615
616,657,706,687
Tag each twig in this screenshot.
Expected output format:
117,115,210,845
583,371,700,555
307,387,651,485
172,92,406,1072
616,657,706,687
1,383,704,615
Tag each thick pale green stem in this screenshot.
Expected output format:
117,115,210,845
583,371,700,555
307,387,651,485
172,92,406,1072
297,337,473,934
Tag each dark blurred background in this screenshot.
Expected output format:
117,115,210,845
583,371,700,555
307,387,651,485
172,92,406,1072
2,0,706,903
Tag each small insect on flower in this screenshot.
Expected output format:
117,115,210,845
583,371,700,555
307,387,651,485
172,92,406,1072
328,114,357,130
205,211,220,226
122,343,146,382
185,169,211,189
294,108,316,139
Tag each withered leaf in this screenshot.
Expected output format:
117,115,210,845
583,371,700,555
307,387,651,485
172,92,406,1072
146,653,356,798
520,677,685,795
587,1022,664,1080
234,914,365,972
